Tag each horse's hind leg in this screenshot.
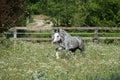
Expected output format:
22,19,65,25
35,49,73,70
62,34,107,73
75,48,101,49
71,49,76,56
79,48,85,57
71,50,77,59
64,49,68,58
79,46,85,57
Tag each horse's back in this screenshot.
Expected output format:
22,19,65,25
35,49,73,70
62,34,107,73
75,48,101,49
64,36,80,49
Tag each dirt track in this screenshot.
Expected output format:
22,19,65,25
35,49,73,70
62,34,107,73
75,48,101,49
27,15,53,30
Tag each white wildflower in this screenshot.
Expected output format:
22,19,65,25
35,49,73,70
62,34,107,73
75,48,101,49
27,69,33,74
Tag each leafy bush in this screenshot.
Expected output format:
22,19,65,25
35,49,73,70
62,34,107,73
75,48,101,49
16,14,26,26
24,0,120,27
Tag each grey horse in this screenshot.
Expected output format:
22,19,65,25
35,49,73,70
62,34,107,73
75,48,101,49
52,29,85,59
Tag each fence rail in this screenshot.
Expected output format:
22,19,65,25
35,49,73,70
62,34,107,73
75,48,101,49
10,37,120,41
6,27,120,41
12,27,120,30
52,27,120,30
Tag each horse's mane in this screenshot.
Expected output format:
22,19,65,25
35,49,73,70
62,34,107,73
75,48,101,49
59,29,71,37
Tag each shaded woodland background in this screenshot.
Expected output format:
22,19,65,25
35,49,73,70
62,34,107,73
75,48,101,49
0,0,120,32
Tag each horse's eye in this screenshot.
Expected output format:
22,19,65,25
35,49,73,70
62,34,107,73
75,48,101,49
57,35,59,37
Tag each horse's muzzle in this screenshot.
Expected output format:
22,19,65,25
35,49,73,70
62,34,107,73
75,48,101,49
51,41,56,44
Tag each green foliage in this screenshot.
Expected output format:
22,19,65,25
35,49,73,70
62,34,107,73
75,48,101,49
31,70,47,80
16,14,26,26
85,0,120,27
24,0,120,27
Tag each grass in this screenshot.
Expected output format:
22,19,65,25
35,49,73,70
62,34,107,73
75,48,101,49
0,39,120,80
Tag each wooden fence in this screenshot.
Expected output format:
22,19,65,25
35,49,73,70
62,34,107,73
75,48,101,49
5,27,120,41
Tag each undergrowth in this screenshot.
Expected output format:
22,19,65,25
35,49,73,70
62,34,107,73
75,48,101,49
0,39,120,80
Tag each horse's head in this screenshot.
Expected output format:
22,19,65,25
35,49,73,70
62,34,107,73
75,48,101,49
52,29,62,44
52,29,71,44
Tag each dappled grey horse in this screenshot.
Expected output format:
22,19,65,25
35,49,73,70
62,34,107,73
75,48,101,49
52,29,85,59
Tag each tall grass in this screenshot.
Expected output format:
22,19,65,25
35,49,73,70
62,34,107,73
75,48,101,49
0,40,120,80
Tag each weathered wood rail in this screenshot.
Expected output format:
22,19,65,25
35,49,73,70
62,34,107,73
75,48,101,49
5,27,120,41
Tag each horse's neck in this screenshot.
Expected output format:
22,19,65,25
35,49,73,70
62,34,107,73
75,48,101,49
65,32,71,37
59,39,65,47
61,35,65,41
59,30,71,43
60,35,69,43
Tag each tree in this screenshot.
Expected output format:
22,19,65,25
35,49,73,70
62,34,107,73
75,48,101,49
24,0,120,27
0,0,26,33
84,0,120,27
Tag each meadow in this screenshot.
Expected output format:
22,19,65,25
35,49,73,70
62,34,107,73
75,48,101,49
0,39,120,80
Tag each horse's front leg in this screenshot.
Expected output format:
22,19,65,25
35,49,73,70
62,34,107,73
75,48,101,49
55,47,63,59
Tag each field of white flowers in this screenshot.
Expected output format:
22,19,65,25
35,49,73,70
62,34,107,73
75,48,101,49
0,40,120,80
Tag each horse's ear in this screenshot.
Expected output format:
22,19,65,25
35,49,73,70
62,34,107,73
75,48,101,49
58,29,60,32
53,29,57,33
58,28,63,32
53,29,60,33
59,29,63,32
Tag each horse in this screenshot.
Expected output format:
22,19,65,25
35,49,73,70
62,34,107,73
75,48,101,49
52,29,85,59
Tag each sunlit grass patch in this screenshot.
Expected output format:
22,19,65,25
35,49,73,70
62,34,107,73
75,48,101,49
0,40,120,80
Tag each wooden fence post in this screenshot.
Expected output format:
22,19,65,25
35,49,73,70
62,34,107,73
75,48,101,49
13,28,17,39
93,28,99,42
12,28,17,52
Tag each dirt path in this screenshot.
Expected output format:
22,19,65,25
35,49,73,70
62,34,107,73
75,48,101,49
27,15,53,30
